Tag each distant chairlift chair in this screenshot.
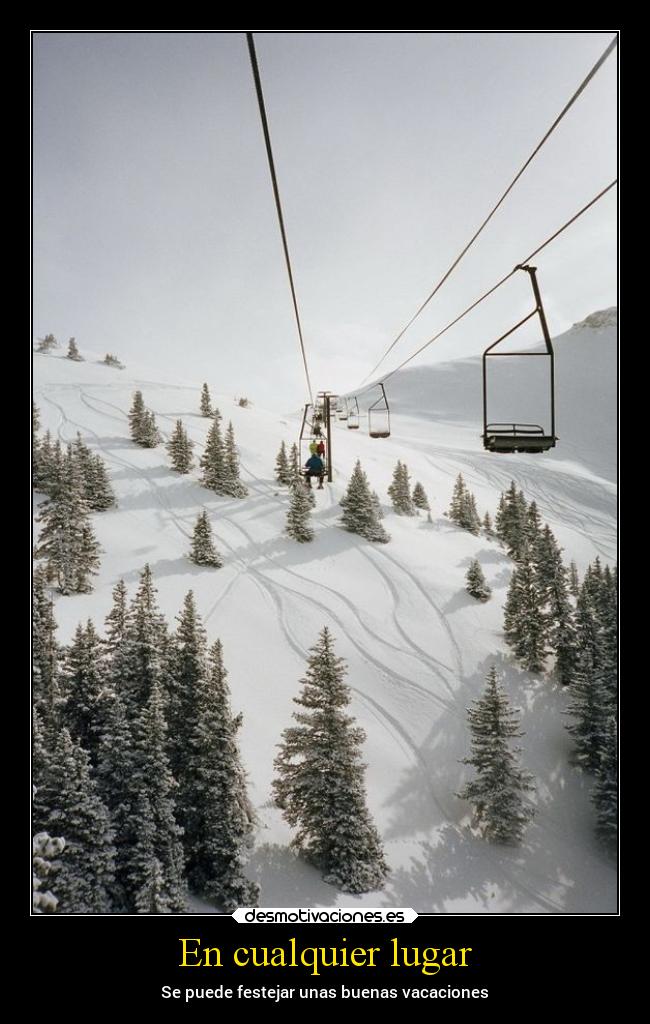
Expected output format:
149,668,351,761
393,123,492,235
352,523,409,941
347,396,360,430
368,383,391,438
482,264,558,454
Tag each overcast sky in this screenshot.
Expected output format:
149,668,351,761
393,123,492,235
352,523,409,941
33,31,617,408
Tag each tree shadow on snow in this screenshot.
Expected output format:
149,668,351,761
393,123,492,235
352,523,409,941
247,843,338,907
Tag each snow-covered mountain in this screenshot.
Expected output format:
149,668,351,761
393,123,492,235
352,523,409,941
32,318,617,913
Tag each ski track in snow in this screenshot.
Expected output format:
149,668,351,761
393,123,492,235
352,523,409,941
33,371,616,913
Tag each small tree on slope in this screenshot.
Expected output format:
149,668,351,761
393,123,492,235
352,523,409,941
275,441,292,485
340,461,390,543
273,627,388,893
466,560,491,601
128,391,146,443
200,383,213,418
66,337,83,361
457,667,535,844
223,421,248,497
286,481,314,542
412,481,430,512
166,419,194,473
189,511,223,567
388,461,415,515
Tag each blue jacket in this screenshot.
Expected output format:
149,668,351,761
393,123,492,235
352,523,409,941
305,455,324,473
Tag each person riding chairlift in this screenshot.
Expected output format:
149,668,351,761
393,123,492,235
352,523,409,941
304,453,325,489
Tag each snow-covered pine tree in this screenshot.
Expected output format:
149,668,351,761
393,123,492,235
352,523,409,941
412,481,430,512
33,431,56,494
189,510,223,567
597,566,618,713
128,391,146,443
286,481,314,542
461,491,482,535
466,560,491,601
200,383,213,417
32,568,63,727
33,400,40,434
61,620,104,758
184,639,259,910
496,482,529,560
32,725,115,913
275,440,292,485
167,590,208,779
483,511,494,538
138,409,161,448
388,461,415,515
569,561,580,599
103,353,124,368
592,716,617,850
273,627,388,892
223,421,248,497
200,411,226,492
449,474,467,522
457,666,535,843
502,551,548,672
166,419,194,473
104,579,128,655
110,564,169,716
536,533,578,686
35,445,102,594
66,337,83,361
33,823,65,913
72,434,116,511
36,333,58,352
126,680,186,913
526,500,543,542
564,590,610,774
340,461,390,543
289,442,300,483
94,689,135,911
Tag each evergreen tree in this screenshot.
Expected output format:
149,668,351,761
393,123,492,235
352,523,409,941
448,474,480,533
33,727,115,913
503,552,548,672
286,481,314,542
289,443,300,483
223,421,248,497
538,536,578,686
166,419,194,473
483,511,494,538
184,640,259,909
200,411,226,492
189,510,223,567
592,716,617,850
496,482,529,560
104,579,129,655
526,500,543,543
466,560,491,601
371,491,384,519
32,568,62,724
275,441,292,485
111,564,169,716
35,446,101,594
564,591,610,774
168,591,208,779
33,824,65,913
412,481,430,512
33,400,41,434
569,561,580,599
126,681,186,913
66,337,83,361
200,383,213,418
457,667,535,843
128,391,146,443
103,353,124,368
33,429,55,492
61,620,104,757
95,690,135,910
36,333,58,352
273,627,388,892
340,461,390,543
138,409,161,448
388,461,415,515
72,434,115,510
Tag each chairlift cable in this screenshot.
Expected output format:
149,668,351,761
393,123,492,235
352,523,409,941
359,34,618,385
247,32,314,405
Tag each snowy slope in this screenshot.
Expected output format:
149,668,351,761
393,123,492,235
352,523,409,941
33,338,617,914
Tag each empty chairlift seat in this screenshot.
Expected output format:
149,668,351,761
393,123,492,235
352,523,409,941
368,383,391,438
482,265,558,455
